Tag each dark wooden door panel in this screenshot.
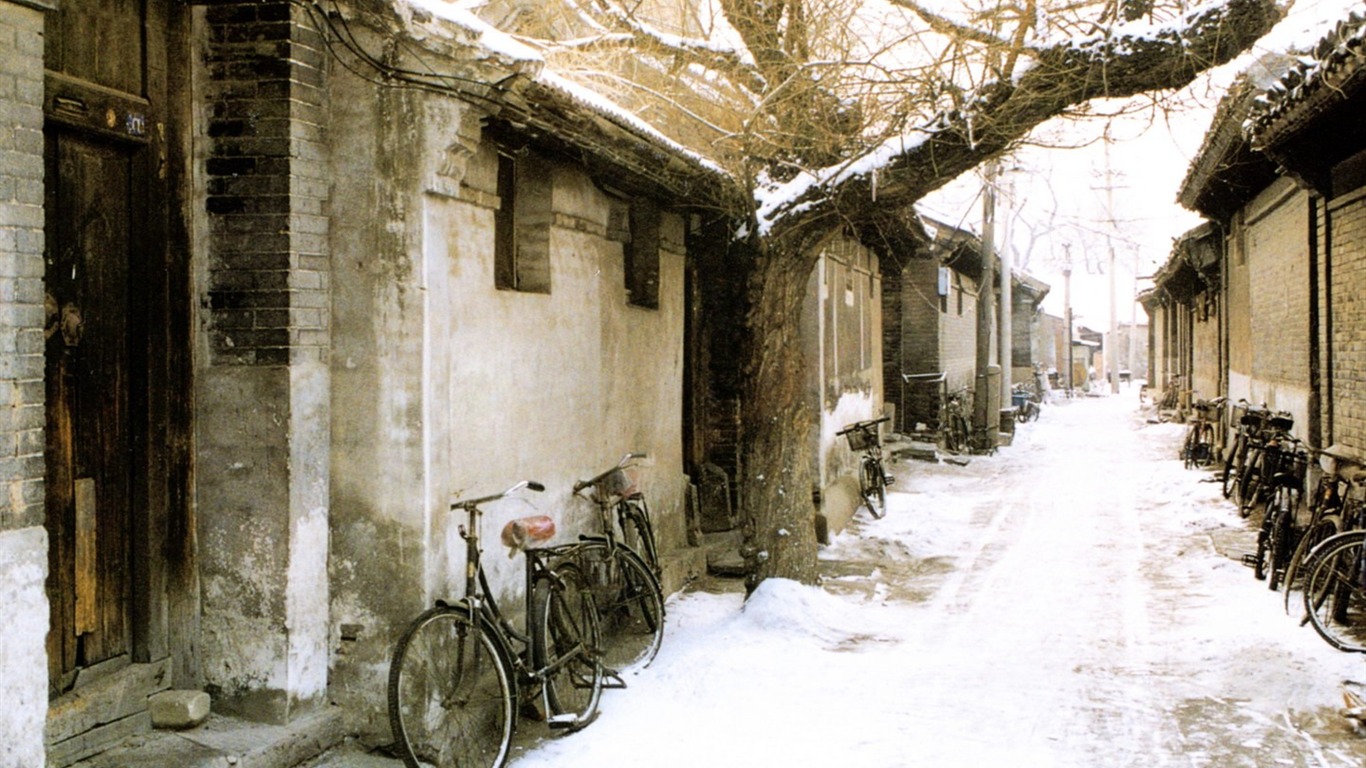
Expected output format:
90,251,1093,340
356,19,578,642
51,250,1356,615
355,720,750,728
45,129,135,689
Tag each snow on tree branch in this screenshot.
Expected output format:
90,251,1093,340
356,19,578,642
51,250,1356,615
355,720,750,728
753,0,1283,243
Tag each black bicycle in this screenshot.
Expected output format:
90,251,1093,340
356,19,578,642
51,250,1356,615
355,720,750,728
1252,436,1307,590
573,455,666,674
1181,397,1224,470
1221,400,1269,501
837,415,894,519
388,481,604,768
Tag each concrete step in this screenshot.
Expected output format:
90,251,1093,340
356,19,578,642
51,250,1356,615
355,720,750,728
69,708,346,768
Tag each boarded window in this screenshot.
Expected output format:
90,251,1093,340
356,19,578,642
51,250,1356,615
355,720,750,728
624,199,660,309
494,150,552,293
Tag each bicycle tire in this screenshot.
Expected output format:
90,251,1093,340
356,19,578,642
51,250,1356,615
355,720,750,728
1283,513,1341,610
617,498,661,577
1221,437,1242,500
1256,486,1289,587
1302,530,1366,653
531,563,603,730
1182,425,1197,469
1195,424,1215,468
574,542,664,673
860,457,887,519
388,605,516,768
1237,450,1262,518
947,414,969,454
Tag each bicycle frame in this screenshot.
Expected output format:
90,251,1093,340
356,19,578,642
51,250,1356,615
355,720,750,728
451,485,593,704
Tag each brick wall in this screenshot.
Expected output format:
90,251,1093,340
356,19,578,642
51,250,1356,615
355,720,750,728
203,1,329,366
1246,184,1308,389
1329,186,1366,453
0,1,46,529
0,5,53,766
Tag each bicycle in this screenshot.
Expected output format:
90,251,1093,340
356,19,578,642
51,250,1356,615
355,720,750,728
1221,400,1269,500
1011,383,1040,424
1251,435,1307,590
1180,397,1224,470
1300,527,1366,653
836,415,894,519
1281,445,1365,610
1236,410,1295,518
1298,452,1366,651
388,481,604,768
573,455,666,674
942,389,970,455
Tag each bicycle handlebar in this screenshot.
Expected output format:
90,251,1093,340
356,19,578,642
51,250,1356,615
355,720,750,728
573,452,649,493
835,415,890,437
451,479,544,510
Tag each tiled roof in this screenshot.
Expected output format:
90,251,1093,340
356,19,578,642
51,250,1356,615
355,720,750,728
1245,11,1366,140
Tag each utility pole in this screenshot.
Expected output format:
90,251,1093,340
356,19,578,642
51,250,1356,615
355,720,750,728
1063,243,1074,396
975,160,998,449
1105,142,1120,394
1000,169,1014,414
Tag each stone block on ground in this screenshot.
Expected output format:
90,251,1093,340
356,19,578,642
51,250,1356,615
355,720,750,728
149,691,210,730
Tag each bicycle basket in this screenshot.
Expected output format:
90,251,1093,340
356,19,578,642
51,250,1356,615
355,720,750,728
594,468,640,502
1194,401,1221,421
1241,410,1268,428
1270,413,1294,432
845,426,877,451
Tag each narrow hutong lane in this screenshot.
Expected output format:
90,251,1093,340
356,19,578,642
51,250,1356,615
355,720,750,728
507,389,1366,767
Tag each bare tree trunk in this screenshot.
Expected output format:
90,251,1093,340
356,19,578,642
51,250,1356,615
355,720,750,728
730,238,823,587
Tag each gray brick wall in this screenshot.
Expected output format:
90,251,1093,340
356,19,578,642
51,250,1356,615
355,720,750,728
1247,189,1309,387
0,2,46,529
1330,187,1366,453
204,1,329,366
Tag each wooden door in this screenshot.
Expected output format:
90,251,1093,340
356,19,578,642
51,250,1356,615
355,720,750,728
43,0,158,696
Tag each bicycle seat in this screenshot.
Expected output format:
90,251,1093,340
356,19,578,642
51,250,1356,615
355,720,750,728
501,515,557,554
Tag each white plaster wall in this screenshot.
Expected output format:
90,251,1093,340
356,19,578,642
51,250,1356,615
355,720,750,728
0,526,48,768
419,145,688,607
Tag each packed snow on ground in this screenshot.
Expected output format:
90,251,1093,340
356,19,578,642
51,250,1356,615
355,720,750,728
510,386,1366,768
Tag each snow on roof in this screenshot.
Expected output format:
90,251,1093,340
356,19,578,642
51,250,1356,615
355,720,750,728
401,0,730,184
1245,10,1366,138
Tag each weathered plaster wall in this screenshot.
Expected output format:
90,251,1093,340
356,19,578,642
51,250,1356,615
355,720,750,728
325,76,694,737
194,1,332,723
0,527,48,768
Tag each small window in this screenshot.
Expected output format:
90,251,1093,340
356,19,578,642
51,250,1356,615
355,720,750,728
494,150,552,293
624,199,660,309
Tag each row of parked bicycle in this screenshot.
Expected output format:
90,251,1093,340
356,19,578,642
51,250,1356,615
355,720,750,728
1182,400,1366,654
387,453,664,768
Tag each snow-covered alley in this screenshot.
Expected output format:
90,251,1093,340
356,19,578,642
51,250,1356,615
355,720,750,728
505,388,1366,768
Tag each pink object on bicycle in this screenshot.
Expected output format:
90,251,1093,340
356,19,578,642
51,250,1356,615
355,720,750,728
501,515,556,554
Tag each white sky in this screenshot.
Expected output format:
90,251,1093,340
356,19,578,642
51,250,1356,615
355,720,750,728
505,388,1366,767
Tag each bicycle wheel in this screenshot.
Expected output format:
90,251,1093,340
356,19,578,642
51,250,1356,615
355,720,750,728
532,563,603,730
1302,530,1366,653
616,499,660,577
1237,451,1262,518
947,414,968,454
1283,513,1340,608
1220,437,1242,500
859,457,887,519
1194,424,1215,468
1181,425,1197,469
389,606,515,768
576,543,664,673
1264,489,1295,591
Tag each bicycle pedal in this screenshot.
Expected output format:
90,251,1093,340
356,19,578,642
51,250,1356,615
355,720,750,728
884,475,895,485
1240,553,1258,567
547,713,581,729
601,671,628,690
